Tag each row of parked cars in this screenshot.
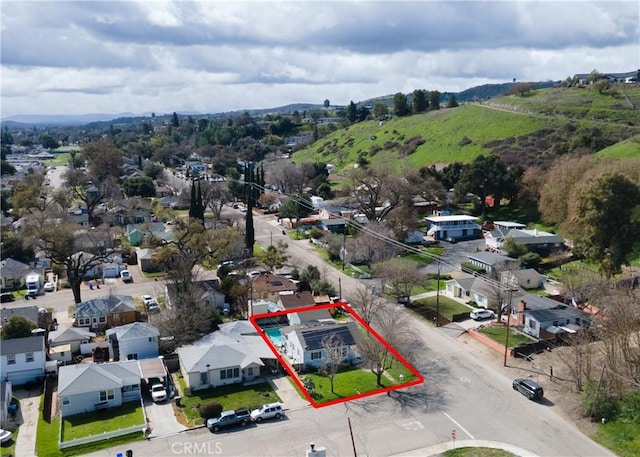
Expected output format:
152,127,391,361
207,403,283,432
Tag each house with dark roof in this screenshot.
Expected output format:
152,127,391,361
509,295,591,339
107,322,159,361
277,291,332,325
1,305,52,330
57,360,142,417
485,222,564,256
0,335,46,385
74,295,138,331
0,258,31,290
281,322,360,370
467,251,519,277
251,273,298,301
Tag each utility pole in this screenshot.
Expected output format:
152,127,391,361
339,277,342,302
503,282,515,367
435,259,441,327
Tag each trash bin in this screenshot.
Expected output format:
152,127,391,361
174,396,181,407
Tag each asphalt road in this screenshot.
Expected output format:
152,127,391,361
35,210,614,457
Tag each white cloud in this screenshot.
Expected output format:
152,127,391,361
1,0,638,117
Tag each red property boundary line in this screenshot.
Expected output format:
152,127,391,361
249,301,424,408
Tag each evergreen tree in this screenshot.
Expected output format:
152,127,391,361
172,112,179,127
196,179,205,221
189,180,197,219
412,89,428,113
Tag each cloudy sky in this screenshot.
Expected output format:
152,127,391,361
1,0,638,118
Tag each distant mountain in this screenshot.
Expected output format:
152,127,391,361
0,113,140,126
0,82,560,127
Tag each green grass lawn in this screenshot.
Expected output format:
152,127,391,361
593,420,640,457
479,327,534,348
36,395,144,457
176,377,280,426
61,402,144,441
385,359,418,384
43,153,71,167
303,366,390,403
413,295,471,320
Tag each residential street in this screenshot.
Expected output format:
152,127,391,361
83,211,614,457
11,210,614,457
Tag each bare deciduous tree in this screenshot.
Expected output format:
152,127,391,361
348,285,384,325
320,333,345,393
373,259,424,302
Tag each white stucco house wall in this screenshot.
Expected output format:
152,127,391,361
106,322,159,362
57,360,142,417
0,335,46,385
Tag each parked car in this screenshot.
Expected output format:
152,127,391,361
150,383,167,403
0,428,13,444
207,409,250,432
44,282,55,292
512,378,544,401
250,403,283,423
147,300,160,313
470,308,495,320
120,270,133,283
141,294,154,306
0,292,15,303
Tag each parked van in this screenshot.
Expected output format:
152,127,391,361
512,378,544,400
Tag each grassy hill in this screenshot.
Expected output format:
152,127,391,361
294,85,640,172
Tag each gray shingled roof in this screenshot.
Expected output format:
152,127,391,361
58,360,141,396
0,335,44,356
106,322,159,340
75,295,135,319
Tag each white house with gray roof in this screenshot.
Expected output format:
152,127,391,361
281,322,360,370
177,320,275,391
509,294,591,339
0,335,46,385
58,360,142,417
106,322,159,361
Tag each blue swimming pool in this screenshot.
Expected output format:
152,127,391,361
264,327,283,346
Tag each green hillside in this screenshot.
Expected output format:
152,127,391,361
595,135,640,159
294,85,640,171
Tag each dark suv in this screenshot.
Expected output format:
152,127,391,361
512,378,544,400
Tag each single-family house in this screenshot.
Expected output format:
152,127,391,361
107,322,159,361
509,295,591,339
503,229,565,256
66,205,89,227
57,360,142,417
48,327,96,353
425,215,482,242
251,273,299,301
0,381,12,428
178,344,264,391
277,291,332,325
281,322,361,370
107,200,152,227
466,251,520,277
1,305,52,331
444,274,507,308
74,295,138,331
126,223,173,247
0,335,46,385
178,321,278,391
0,258,31,290
502,269,545,290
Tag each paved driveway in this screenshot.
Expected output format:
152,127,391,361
13,388,40,457
144,397,186,438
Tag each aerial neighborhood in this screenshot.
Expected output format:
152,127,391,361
1,69,639,457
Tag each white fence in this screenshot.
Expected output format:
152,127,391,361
59,423,146,449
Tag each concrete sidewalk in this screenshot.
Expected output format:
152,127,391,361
13,388,40,457
267,374,310,411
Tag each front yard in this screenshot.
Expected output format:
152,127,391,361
174,376,280,426
36,395,144,457
479,327,534,348
412,295,471,320
61,402,145,441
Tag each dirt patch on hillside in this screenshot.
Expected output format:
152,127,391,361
457,332,599,437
